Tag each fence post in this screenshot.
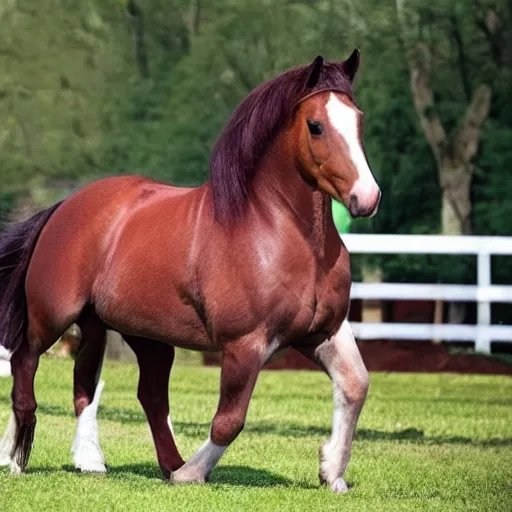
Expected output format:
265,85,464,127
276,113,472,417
476,250,491,354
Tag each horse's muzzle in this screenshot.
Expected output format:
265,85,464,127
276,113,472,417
348,188,381,218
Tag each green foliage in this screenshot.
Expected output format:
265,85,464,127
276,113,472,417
0,0,126,192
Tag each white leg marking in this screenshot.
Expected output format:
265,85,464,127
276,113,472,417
0,411,16,466
320,384,351,492
317,320,369,493
0,346,12,360
171,436,227,484
72,380,107,473
0,347,12,377
0,361,11,377
1,410,32,475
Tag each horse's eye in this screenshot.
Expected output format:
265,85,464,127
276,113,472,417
307,120,324,136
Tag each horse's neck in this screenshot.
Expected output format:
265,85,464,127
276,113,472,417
252,146,335,256
311,190,329,258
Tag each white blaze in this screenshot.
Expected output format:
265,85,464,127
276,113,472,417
325,93,378,197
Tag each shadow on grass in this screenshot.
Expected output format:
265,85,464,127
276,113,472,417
2,395,510,448
100,463,312,488
356,428,512,447
245,423,512,447
376,396,512,406
209,466,312,488
100,463,162,480
24,463,309,489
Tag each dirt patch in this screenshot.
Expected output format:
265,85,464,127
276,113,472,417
357,340,512,375
203,341,512,375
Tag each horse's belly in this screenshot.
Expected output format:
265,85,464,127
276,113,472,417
94,275,213,349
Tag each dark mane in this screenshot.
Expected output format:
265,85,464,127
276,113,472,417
210,60,354,223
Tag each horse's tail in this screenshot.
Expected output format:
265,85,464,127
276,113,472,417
0,202,62,354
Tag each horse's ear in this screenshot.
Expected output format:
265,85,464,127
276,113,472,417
306,55,324,89
343,48,360,82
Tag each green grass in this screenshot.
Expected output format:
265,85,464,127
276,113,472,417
1,359,511,511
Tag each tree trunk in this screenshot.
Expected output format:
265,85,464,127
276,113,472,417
361,264,383,325
439,165,472,323
396,1,493,327
439,165,472,236
188,0,202,36
126,0,149,79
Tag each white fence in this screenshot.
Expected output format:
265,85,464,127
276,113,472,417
344,234,512,354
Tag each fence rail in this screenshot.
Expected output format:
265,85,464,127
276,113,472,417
343,234,512,354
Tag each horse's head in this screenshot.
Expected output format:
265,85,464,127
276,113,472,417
293,51,381,218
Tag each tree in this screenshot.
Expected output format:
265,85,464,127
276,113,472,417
395,0,508,322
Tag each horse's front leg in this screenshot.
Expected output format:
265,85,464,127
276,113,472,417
171,338,263,484
296,320,369,493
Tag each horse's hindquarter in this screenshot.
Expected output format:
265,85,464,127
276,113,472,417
26,177,153,339
92,182,213,348
25,176,210,347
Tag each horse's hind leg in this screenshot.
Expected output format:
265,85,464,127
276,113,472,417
124,336,184,479
71,309,107,473
0,305,72,473
3,344,40,474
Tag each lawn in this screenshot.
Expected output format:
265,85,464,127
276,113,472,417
0,358,511,511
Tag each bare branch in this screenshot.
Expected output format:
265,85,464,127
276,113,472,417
455,85,492,163
407,43,447,164
126,0,149,79
188,0,202,37
450,14,471,102
474,6,503,68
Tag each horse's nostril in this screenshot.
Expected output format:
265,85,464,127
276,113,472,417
349,194,358,214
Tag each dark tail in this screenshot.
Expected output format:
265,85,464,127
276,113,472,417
0,202,62,353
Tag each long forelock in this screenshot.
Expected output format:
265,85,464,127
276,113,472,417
209,61,354,224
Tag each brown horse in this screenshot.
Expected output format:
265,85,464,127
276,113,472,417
0,50,380,492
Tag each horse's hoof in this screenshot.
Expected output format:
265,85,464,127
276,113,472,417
77,461,107,474
331,477,349,493
10,459,23,475
171,468,206,485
